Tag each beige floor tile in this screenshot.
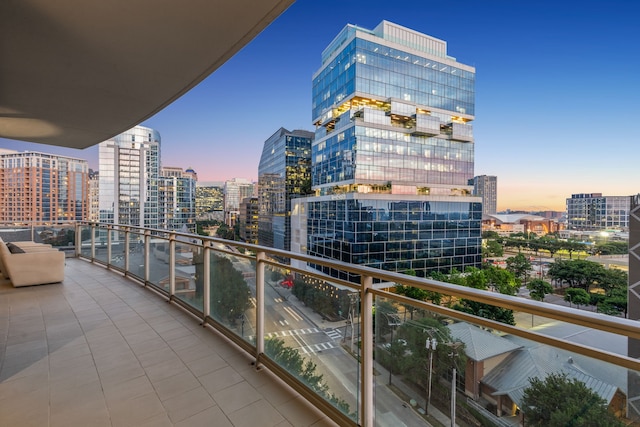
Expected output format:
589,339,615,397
153,369,200,401
50,398,110,427
199,365,244,395
103,374,155,403
108,391,166,426
175,404,232,427
276,395,326,427
144,355,188,382
0,388,50,427
162,386,216,423
0,259,329,427
186,353,228,377
226,398,285,427
213,380,263,414
98,361,146,387
0,370,48,400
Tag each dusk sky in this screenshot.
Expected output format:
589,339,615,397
2,0,638,212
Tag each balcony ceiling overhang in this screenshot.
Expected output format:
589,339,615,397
0,0,294,149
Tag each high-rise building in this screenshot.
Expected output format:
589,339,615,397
566,193,630,230
470,175,497,215
224,178,254,226
159,166,197,232
98,125,160,228
0,149,89,223
195,185,224,221
292,21,482,280
239,196,259,244
257,128,313,251
88,170,100,222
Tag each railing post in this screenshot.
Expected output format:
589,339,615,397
361,275,374,427
144,230,150,285
169,233,176,299
107,225,112,265
203,242,211,324
75,222,81,257
255,251,266,368
124,227,130,273
90,223,96,260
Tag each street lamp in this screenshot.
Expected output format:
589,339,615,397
425,337,438,415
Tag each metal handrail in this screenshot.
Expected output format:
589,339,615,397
17,220,640,427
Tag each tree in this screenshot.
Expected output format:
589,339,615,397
521,373,623,427
565,288,590,308
395,318,465,394
452,300,516,325
563,240,587,260
539,236,561,258
210,254,251,324
547,259,607,292
265,338,352,415
482,230,500,239
484,265,519,295
506,253,532,285
527,279,553,301
483,239,504,258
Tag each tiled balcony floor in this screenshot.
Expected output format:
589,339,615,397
0,258,339,427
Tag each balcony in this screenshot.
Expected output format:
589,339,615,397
1,222,640,426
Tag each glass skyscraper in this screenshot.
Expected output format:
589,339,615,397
566,193,630,231
98,125,160,229
292,21,481,280
258,128,313,251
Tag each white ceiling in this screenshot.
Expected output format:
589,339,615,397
0,0,294,149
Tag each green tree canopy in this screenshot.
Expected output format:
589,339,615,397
548,259,606,292
527,279,552,301
506,253,532,285
522,373,623,427
565,287,590,308
210,254,251,324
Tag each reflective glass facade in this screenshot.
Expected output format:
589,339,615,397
298,21,481,278
302,196,482,280
567,193,630,230
98,125,160,228
258,128,313,251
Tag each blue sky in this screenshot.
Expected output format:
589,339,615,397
2,0,639,211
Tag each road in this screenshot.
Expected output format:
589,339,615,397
109,242,431,426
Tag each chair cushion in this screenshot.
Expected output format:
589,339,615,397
6,243,25,254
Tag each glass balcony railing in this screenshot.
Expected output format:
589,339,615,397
2,221,639,426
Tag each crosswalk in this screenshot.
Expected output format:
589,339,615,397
249,328,319,341
325,328,343,340
249,327,343,341
298,341,335,354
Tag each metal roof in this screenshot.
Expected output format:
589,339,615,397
448,322,521,361
481,338,622,407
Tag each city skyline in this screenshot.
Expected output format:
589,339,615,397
1,0,638,212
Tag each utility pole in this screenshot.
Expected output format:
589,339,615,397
425,336,438,415
446,341,463,427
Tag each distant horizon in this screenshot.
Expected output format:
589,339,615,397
1,0,638,213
